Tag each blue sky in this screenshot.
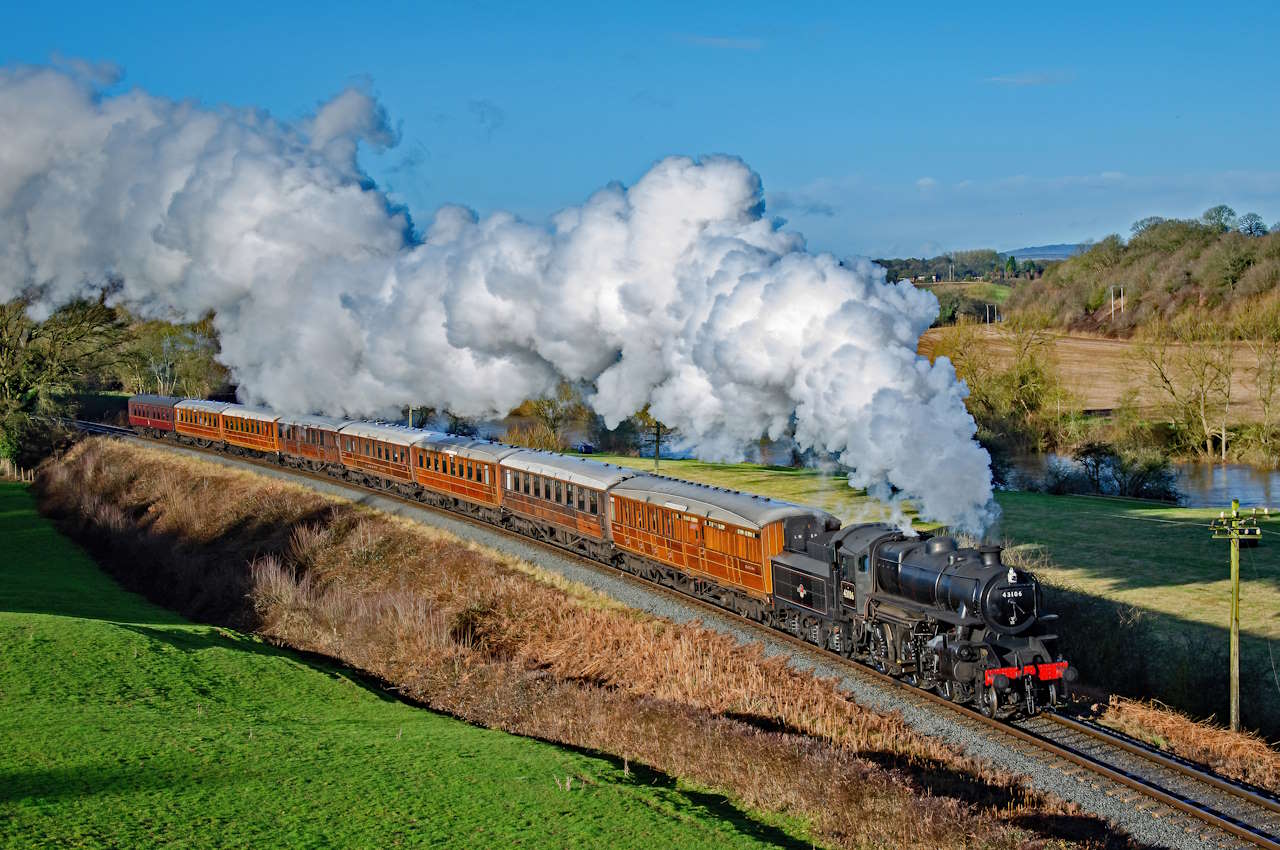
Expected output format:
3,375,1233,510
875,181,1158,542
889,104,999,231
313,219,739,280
4,1,1278,257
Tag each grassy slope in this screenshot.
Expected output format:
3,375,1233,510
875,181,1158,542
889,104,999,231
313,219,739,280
0,482,811,849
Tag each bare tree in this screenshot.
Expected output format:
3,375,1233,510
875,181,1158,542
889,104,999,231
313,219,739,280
1136,314,1232,457
1239,304,1280,463
1237,212,1269,237
114,315,228,398
528,381,588,444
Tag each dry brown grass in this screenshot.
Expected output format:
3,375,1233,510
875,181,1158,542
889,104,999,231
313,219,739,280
35,438,1141,849
1100,697,1280,793
920,325,1267,420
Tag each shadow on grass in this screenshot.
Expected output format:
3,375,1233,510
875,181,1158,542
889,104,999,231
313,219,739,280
1045,581,1280,740
999,492,1280,595
0,762,238,805
117,622,404,707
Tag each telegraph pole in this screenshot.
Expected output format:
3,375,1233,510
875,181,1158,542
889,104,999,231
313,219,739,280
1209,499,1262,731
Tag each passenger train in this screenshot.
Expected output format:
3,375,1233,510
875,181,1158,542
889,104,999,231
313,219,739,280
128,394,1074,717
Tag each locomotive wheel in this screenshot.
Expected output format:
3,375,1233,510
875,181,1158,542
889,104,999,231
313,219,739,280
979,686,999,718
869,626,889,674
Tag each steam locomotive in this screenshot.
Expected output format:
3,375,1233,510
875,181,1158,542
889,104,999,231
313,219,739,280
128,394,1073,717
775,521,1073,717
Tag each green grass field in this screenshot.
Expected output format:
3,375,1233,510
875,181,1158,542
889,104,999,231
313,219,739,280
0,482,813,849
995,492,1280,643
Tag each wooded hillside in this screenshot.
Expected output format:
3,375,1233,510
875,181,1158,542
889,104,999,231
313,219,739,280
1007,213,1280,334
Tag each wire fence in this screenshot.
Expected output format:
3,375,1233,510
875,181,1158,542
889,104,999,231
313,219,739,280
0,458,35,483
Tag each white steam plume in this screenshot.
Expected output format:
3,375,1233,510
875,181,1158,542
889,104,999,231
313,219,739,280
0,64,996,531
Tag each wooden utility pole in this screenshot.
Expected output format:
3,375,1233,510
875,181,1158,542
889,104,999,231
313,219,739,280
1209,499,1262,731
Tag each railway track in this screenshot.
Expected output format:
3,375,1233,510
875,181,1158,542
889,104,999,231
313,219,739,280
69,421,1280,849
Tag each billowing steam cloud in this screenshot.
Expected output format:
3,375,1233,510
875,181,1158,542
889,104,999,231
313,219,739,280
0,64,996,531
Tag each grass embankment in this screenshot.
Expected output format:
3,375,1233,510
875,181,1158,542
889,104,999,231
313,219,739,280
0,481,812,848
32,439,1137,849
584,455,1280,777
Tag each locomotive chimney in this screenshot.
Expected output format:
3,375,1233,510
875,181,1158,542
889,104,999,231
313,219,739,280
978,545,1002,567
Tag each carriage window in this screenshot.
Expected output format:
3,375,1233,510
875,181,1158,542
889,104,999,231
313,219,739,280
554,481,562,503
505,471,512,490
483,466,490,485
577,487,585,511
588,491,597,515
522,472,530,495
465,462,472,481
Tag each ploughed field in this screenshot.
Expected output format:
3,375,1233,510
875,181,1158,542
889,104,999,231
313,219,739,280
0,481,813,848
918,325,1268,418
587,454,1280,739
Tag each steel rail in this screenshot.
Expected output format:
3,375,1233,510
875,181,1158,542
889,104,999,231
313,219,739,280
1046,712,1280,817
76,423,1280,849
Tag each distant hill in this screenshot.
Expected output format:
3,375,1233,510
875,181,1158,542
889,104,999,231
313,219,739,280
1006,221,1280,333
1001,244,1086,261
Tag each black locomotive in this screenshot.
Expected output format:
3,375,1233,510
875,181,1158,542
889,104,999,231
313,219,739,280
770,520,1073,717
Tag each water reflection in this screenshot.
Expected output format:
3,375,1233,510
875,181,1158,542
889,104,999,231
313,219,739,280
1176,462,1279,508
1010,453,1280,508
